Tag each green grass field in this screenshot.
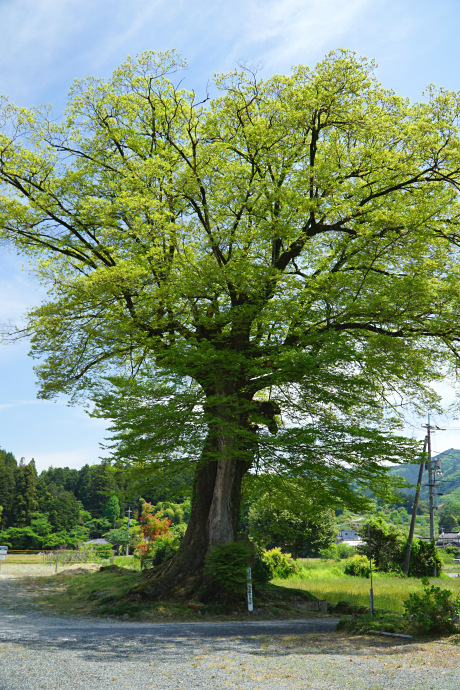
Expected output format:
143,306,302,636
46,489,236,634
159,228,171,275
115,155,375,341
272,558,460,613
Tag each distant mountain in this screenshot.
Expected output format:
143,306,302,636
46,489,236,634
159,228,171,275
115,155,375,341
390,448,460,502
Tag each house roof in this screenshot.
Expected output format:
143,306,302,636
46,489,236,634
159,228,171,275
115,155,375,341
84,538,110,545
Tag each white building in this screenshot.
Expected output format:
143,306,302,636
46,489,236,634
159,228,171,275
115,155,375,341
336,528,364,546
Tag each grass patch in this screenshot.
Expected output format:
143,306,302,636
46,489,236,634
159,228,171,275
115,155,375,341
337,611,412,636
11,555,459,631
22,564,324,621
35,566,191,620
273,559,460,614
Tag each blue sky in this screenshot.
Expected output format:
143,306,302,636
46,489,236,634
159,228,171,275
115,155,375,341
1,0,460,471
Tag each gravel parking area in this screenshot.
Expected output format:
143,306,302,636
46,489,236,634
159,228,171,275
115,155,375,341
1,567,459,689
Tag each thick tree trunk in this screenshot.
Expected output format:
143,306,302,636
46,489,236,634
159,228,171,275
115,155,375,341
134,417,252,600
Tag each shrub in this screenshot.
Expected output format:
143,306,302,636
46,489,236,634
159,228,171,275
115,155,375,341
134,503,172,560
344,555,371,578
358,516,404,572
252,556,272,585
408,539,443,577
146,532,182,567
261,547,298,579
403,578,460,634
95,543,113,559
319,543,357,560
204,541,253,603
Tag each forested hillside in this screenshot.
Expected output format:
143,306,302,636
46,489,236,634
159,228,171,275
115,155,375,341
0,446,337,557
389,449,460,499
388,448,460,532
0,446,191,549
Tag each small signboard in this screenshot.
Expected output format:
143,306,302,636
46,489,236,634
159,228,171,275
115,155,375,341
0,546,8,562
246,566,253,612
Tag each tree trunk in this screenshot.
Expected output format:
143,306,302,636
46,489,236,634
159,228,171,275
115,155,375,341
134,418,252,600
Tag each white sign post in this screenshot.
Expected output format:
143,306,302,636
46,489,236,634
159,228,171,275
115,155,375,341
0,545,8,570
246,566,253,612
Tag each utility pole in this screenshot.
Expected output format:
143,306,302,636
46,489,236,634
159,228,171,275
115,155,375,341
126,507,132,557
403,436,427,575
422,414,445,577
427,415,435,542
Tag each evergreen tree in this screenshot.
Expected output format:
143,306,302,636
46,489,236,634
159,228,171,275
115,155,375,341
12,459,38,527
0,448,17,527
103,495,120,525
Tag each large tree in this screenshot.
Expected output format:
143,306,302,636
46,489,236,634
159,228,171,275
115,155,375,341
2,50,460,594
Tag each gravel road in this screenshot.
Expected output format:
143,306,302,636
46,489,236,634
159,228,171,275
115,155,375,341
1,568,459,689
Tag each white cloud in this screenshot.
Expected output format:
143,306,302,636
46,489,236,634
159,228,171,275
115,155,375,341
0,399,52,410
0,0,168,105
0,0,377,108
223,0,372,72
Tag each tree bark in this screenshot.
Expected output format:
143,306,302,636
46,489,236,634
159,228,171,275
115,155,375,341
134,416,252,599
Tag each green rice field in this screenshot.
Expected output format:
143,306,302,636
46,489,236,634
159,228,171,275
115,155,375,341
272,559,460,613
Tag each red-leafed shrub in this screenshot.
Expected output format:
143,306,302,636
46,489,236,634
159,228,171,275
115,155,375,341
135,502,171,560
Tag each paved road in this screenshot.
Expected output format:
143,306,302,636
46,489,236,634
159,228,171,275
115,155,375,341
0,598,342,690
2,577,459,690
0,607,339,643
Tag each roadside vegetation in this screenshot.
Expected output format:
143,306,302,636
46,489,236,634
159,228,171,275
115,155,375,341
3,552,458,639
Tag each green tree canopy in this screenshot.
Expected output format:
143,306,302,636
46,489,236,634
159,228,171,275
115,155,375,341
358,515,404,571
12,459,38,527
103,494,120,524
3,50,460,593
248,484,337,558
0,448,17,527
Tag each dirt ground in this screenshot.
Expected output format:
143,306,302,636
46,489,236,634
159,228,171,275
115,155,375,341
0,562,102,579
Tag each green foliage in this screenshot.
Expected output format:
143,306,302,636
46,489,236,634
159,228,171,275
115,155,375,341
408,539,443,578
319,543,357,560
84,517,112,539
343,555,371,578
2,65,458,455
261,547,298,579
5,51,460,571
391,450,460,507
359,516,442,577
94,543,113,559
103,495,120,524
105,525,139,552
145,532,182,567
30,512,53,537
11,460,38,527
38,487,81,532
445,545,460,561
438,496,460,531
204,542,253,603
252,556,272,585
358,516,404,572
42,530,74,549
153,501,191,525
403,578,460,634
0,526,42,549
248,482,337,558
440,513,459,531
0,448,16,527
